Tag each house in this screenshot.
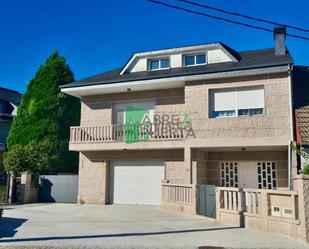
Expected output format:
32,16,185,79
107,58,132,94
61,27,309,240
0,87,21,173
293,66,309,168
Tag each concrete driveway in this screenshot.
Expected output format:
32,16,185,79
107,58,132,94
0,204,308,249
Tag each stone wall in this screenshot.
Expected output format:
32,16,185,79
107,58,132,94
78,153,108,204
185,73,291,141
80,88,185,126
205,151,288,188
216,185,309,243
78,149,186,203
78,73,291,144
293,175,309,242
20,173,38,204
192,150,208,184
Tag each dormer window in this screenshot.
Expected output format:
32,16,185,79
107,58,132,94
184,53,207,66
148,58,170,71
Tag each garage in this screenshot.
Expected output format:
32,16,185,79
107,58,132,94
109,160,165,205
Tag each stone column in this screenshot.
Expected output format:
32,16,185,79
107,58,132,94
293,175,309,242
184,147,192,184
20,172,38,204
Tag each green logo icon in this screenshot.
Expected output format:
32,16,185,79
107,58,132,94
125,106,150,144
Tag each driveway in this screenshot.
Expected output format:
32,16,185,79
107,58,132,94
0,204,308,249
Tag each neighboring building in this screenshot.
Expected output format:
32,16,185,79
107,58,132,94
0,87,21,172
293,66,309,170
61,27,299,206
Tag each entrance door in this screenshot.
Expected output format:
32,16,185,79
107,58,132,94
239,162,259,188
197,185,216,218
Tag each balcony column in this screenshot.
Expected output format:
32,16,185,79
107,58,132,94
184,146,192,184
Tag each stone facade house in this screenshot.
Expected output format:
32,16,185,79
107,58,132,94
0,87,21,173
61,27,309,241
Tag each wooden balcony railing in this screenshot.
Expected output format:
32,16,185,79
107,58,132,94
70,123,185,143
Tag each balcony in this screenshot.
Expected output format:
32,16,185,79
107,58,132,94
70,123,185,144
69,122,291,151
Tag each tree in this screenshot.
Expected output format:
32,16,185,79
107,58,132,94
4,51,80,174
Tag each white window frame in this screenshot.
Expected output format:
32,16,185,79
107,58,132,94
147,57,170,71
220,161,239,187
257,161,277,189
183,53,207,67
112,99,156,125
209,86,265,119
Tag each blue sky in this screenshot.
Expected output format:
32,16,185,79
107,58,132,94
0,0,308,93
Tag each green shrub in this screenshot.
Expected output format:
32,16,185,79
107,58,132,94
302,164,309,175
291,144,309,175
4,51,80,174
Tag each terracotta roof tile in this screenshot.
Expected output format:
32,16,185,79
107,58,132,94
296,105,309,145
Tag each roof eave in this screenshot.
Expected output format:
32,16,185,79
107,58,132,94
61,65,290,98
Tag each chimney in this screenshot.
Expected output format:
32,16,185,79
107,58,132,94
274,26,286,56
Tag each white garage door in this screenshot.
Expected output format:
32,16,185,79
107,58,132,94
109,160,164,205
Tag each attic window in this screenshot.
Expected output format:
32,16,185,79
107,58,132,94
184,53,207,66
148,58,170,71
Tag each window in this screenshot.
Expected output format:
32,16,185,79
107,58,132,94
257,162,277,189
148,58,170,71
220,162,239,187
113,101,155,124
184,53,206,66
209,86,264,118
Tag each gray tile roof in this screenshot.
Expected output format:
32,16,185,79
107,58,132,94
60,46,293,89
0,87,21,105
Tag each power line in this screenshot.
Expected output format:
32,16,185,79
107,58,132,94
146,0,309,41
176,0,309,33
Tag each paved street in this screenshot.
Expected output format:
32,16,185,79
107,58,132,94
0,204,308,249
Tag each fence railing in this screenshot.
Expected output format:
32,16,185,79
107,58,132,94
243,188,298,220
217,187,298,220
217,187,244,212
243,188,262,215
70,123,185,143
161,183,196,205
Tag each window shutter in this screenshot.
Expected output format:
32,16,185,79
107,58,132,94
210,88,237,111
237,87,264,109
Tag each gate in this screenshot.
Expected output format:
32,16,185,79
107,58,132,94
197,185,216,218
